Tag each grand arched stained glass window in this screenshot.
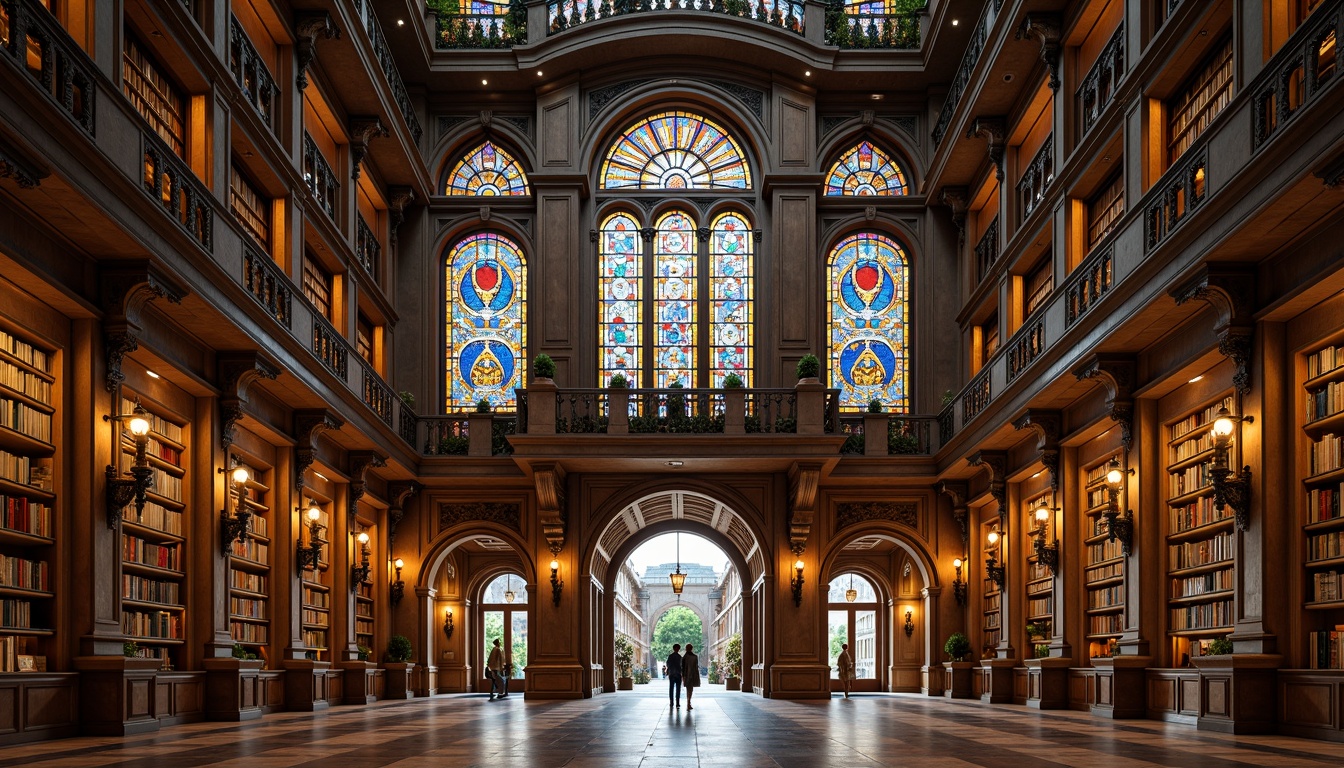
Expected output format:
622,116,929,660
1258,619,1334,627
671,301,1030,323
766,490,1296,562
825,141,908,196
446,233,526,410
710,212,753,387
599,212,643,388
600,112,751,190
828,233,909,411
654,211,697,387
445,141,530,196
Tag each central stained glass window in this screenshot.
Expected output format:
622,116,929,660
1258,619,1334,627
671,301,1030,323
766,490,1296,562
824,141,908,196
828,232,909,411
446,232,527,409
445,141,530,196
599,111,751,190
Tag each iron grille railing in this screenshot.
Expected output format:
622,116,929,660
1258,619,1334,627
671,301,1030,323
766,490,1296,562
311,312,348,379
302,132,339,222
1018,134,1054,222
931,0,994,147
0,0,96,135
352,0,423,143
1253,0,1340,150
142,131,213,251
1078,23,1125,138
975,216,1000,282
355,213,380,277
1065,244,1113,327
361,362,393,425
228,15,278,134
1145,146,1208,252
243,244,293,330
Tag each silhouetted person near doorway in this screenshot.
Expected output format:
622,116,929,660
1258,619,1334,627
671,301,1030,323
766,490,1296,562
683,644,701,710
666,644,683,708
487,639,508,700
837,642,855,698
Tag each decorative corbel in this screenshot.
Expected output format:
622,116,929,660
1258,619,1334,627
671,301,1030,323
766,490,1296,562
347,450,388,527
217,352,281,451
388,186,415,250
1016,13,1063,91
348,117,388,181
1012,409,1062,491
1073,353,1137,453
940,186,969,248
936,480,970,545
293,409,344,489
696,227,711,242
967,450,1008,517
100,261,190,392
788,462,823,556
534,462,567,555
479,110,493,129
0,139,50,189
966,116,1008,181
1170,264,1256,395
295,11,340,91
386,481,421,545
639,227,656,243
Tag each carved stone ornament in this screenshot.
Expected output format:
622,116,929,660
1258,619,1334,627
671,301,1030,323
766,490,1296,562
1012,409,1062,490
1074,353,1137,453
388,186,416,249
864,206,877,222
936,480,970,544
386,482,421,545
966,116,1008,181
480,206,492,222
835,502,918,531
347,450,388,526
534,463,567,555
860,109,876,126
968,450,1008,515
479,110,493,128
217,352,281,451
1170,264,1256,395
348,116,388,181
293,409,344,489
940,186,969,247
788,462,823,556
0,140,49,189
1016,13,1063,91
439,502,521,533
295,11,340,91
100,261,190,392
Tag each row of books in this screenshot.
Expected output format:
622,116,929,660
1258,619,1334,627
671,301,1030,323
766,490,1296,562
1309,628,1344,669
122,534,179,570
356,601,374,617
122,574,180,605
141,464,183,503
1089,613,1123,635
230,596,266,618
1309,433,1344,475
141,436,183,466
1088,585,1124,609
302,585,330,608
0,398,51,443
0,450,33,486
1086,561,1123,582
301,608,328,626
1,598,35,628
356,618,374,635
0,330,51,372
1085,461,1111,485
983,594,1000,612
1308,530,1344,562
1087,538,1124,564
120,398,183,443
122,609,183,639
1086,486,1108,510
1170,496,1229,533
0,494,51,537
1169,599,1233,631
0,635,46,671
1307,382,1344,423
1170,397,1233,440
231,621,268,644
1172,429,1215,462
1026,561,1051,582
302,630,327,649
231,571,268,594
231,537,269,565
1026,577,1052,595
983,615,1001,630
0,553,49,591
246,512,269,538
1027,596,1052,619
1308,344,1344,379
1171,568,1234,597
124,501,182,535
1088,515,1108,538
1311,570,1344,603
1169,461,1214,498
0,359,52,402
1169,531,1234,570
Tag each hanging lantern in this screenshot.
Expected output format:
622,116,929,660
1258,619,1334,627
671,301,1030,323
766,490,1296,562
504,574,516,604
669,533,686,595
845,573,858,603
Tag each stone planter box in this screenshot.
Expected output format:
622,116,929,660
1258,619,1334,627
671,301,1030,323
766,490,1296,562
725,676,741,691
203,658,266,722
384,662,416,699
617,676,633,690
943,661,975,699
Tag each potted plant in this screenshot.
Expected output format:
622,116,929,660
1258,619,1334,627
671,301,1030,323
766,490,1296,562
608,374,631,434
722,374,746,434
614,636,634,690
632,667,650,685
942,632,975,699
1026,622,1048,642
384,635,417,699
724,632,742,690
532,353,557,382
795,353,821,382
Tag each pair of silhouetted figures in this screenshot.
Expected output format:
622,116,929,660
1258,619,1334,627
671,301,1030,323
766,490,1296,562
664,643,701,710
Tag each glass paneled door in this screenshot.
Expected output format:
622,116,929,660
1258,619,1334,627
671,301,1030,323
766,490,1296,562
828,573,883,692
481,573,529,693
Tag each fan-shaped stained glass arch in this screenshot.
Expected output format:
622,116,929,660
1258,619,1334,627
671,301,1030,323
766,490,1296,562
600,112,751,190
446,233,526,410
445,141,530,196
828,232,909,411
653,210,697,387
710,211,753,387
599,212,644,388
825,141,908,196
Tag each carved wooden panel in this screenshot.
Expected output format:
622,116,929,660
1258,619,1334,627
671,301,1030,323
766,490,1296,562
1282,681,1334,727
836,502,919,532
541,195,576,347
542,99,572,167
779,99,811,166
438,502,522,533
775,194,815,347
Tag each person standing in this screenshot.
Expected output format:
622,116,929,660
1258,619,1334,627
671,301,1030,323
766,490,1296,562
682,644,701,710
487,638,508,700
665,644,683,708
837,642,855,698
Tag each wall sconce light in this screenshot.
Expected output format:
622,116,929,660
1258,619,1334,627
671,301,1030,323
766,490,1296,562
219,462,253,555
985,531,1005,590
1031,500,1060,576
790,558,805,607
443,608,454,640
952,558,966,606
550,558,563,606
391,557,406,606
1210,405,1253,530
904,609,914,637
296,500,325,570
104,401,154,528
351,531,372,588
1103,457,1135,556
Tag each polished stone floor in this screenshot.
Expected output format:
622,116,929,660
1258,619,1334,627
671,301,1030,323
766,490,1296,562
4,686,1344,767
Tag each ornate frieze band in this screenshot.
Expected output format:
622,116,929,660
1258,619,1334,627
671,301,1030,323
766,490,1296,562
835,502,918,531
438,502,521,533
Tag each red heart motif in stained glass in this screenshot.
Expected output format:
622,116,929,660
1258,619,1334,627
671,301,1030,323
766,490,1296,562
855,264,880,292
475,264,499,291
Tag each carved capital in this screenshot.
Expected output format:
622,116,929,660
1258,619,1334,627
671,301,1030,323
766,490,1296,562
295,11,340,91
788,461,823,556
1170,264,1256,394
940,186,969,246
534,463,567,555
479,109,493,128
217,352,281,451
1074,353,1137,452
696,226,711,243
293,409,344,489
347,450,388,526
100,261,190,392
386,481,422,545
966,116,1008,181
589,229,600,244
639,227,656,243
1016,13,1063,91
388,185,416,248
967,450,1008,514
1013,409,1062,490
348,116,388,181
0,139,49,189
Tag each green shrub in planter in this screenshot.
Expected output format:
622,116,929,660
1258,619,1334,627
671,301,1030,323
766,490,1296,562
123,641,139,658
609,373,629,389
722,373,744,389
1207,637,1234,656
632,667,650,684
387,635,414,663
867,398,883,414
357,644,371,662
943,632,972,662
795,354,820,380
532,353,556,379
232,642,258,660
475,398,491,414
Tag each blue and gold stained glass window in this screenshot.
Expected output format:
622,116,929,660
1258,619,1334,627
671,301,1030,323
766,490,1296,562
825,141,908,196
446,141,530,196
654,211,698,387
600,112,751,190
710,212,753,387
599,212,643,388
445,233,526,410
828,232,909,411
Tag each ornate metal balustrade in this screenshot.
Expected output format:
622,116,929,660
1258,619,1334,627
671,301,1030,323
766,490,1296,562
302,132,339,222
975,215,1000,282
545,0,805,38
962,370,990,423
1144,145,1208,252
398,400,418,446
355,213,380,277
1006,318,1044,381
1018,134,1054,222
1253,0,1340,151
931,0,995,147
837,414,936,454
0,0,96,135
1065,244,1113,327
353,0,423,143
311,312,349,379
361,361,394,425
142,131,213,252
1078,23,1125,138
228,15,278,134
243,244,293,330
744,389,799,433
424,416,471,454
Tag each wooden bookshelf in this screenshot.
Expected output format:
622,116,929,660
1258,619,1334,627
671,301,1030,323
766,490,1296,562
1303,338,1344,669
300,489,332,661
354,519,374,655
1083,455,1124,659
981,519,1001,653
1024,491,1053,655
0,327,56,673
228,457,271,664
118,394,188,668
1165,394,1235,665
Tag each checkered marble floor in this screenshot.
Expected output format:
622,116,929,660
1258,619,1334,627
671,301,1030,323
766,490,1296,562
2,687,1342,767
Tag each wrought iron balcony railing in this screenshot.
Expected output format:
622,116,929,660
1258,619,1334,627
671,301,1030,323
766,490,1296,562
228,15,279,135
355,213,380,277
1078,23,1125,138
142,131,213,251
353,0,423,143
546,0,805,38
302,132,339,222
0,0,96,135
931,0,998,147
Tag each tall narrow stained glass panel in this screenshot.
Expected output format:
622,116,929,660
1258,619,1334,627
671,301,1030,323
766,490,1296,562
446,233,526,410
828,233,909,411
654,211,697,388
445,141,530,196
599,213,643,388
600,112,751,190
709,212,753,387
824,141,908,196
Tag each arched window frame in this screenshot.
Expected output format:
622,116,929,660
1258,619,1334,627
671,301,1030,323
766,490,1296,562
823,139,910,197
444,231,528,411
826,230,911,412
443,139,531,196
